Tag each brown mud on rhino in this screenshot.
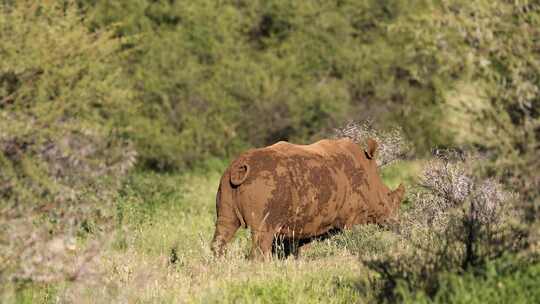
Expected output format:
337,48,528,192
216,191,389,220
211,138,405,259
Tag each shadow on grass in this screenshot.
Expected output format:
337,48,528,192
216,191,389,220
271,228,344,259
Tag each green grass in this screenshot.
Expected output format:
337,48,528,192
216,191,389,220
9,162,538,303
201,273,362,304
398,259,540,304
381,160,423,190
106,168,367,303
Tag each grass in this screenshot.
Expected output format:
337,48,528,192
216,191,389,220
398,259,540,304
8,161,538,303
381,160,423,190
106,168,380,303
51,168,369,303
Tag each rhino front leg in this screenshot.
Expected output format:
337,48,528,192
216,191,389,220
249,231,274,260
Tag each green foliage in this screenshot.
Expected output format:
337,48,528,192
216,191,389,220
399,0,540,204
358,153,533,302
49,1,533,208
2,0,539,301
0,0,135,286
381,160,422,190
0,0,134,207
75,1,540,180
77,0,469,169
202,275,361,304
398,258,540,304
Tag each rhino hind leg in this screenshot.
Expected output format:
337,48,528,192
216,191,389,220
211,218,240,256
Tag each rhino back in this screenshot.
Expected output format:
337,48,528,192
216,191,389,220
239,140,370,236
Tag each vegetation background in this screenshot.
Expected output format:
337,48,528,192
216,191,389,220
0,0,538,303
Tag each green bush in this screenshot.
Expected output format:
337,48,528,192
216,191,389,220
73,2,540,207
0,0,135,204
407,0,540,206
398,258,540,304
0,0,135,287
359,151,531,302
78,0,469,169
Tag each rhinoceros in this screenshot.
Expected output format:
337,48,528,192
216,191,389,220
211,138,405,259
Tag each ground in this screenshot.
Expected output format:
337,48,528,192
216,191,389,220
14,160,539,303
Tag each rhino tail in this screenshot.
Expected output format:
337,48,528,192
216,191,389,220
230,163,250,186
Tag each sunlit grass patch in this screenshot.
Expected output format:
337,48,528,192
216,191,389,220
61,167,370,303
10,157,534,303
200,270,362,304
91,161,420,302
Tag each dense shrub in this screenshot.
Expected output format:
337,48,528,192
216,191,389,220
417,0,540,209
398,258,540,304
361,151,531,301
333,120,412,168
76,0,468,169
0,1,135,287
76,1,540,182
1,0,538,300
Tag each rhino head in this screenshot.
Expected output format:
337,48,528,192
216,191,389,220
364,138,406,219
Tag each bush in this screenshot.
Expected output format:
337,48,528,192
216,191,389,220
361,150,531,301
77,0,469,169
0,1,135,289
398,258,540,304
333,120,412,168
73,0,540,182
428,0,540,208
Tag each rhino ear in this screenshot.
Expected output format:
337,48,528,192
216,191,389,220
365,138,378,159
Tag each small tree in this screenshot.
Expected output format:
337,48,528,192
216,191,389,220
362,150,529,300
333,120,412,168
0,0,135,291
